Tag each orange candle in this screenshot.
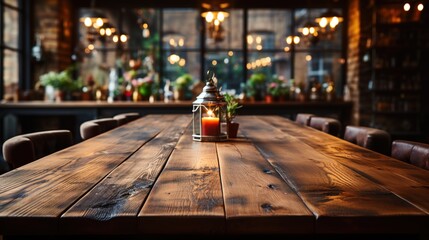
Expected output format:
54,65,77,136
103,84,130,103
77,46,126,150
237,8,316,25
202,116,220,136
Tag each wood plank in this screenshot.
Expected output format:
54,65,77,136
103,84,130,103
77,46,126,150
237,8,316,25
238,116,427,234
262,115,429,214
0,115,174,235
217,138,314,234
59,115,191,235
138,126,225,235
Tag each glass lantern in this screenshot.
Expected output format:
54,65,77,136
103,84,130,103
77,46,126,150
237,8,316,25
192,74,228,142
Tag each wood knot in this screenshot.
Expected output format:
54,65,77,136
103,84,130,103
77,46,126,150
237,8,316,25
261,203,273,212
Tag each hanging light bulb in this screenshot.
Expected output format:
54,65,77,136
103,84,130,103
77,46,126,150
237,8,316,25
404,3,411,11
315,9,343,32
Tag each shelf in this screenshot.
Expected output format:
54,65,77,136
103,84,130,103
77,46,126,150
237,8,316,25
370,89,421,94
372,111,420,115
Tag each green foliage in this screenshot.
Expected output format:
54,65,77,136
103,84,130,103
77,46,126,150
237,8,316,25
246,73,267,97
267,76,289,97
173,73,193,90
223,93,242,122
39,70,74,91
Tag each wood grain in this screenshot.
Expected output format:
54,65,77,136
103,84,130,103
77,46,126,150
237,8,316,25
0,115,174,235
217,138,314,234
59,115,191,235
138,126,225,235
262,116,429,215
238,116,427,234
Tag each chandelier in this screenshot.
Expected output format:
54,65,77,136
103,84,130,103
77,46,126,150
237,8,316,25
201,2,230,43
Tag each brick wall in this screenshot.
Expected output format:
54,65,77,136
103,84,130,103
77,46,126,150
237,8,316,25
346,0,360,125
33,0,73,81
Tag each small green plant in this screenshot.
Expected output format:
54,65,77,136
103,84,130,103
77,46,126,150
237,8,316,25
39,70,73,91
223,92,242,122
173,73,193,90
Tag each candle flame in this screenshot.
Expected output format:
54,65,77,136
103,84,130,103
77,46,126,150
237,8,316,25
207,109,213,117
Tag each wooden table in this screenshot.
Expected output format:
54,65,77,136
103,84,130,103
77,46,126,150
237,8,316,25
0,115,428,239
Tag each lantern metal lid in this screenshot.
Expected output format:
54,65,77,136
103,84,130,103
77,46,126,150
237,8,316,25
194,76,225,104
192,72,228,142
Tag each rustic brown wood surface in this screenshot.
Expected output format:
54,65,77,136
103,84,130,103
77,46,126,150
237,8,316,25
0,115,428,238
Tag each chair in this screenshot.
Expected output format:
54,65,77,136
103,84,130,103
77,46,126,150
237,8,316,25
343,126,391,155
309,116,342,137
113,112,140,126
391,140,429,170
295,113,315,126
80,118,119,140
2,130,73,170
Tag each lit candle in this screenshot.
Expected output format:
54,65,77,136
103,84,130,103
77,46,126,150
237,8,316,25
202,110,220,136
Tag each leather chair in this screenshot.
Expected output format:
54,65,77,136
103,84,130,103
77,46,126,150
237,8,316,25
295,113,315,126
80,118,119,140
113,112,140,126
309,116,342,137
343,126,391,155
391,140,429,170
2,130,73,170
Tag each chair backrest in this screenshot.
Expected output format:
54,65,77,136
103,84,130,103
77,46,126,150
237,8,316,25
344,125,391,155
295,113,315,126
113,112,140,126
391,140,429,170
2,130,73,170
80,118,119,140
309,116,342,137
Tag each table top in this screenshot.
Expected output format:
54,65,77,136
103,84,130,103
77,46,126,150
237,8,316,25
0,114,428,237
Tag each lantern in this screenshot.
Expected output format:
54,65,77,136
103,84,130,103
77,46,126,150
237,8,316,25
192,73,228,142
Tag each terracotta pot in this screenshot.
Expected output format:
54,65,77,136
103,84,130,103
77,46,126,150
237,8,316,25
228,121,239,138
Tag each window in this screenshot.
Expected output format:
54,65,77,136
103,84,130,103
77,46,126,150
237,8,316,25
1,0,22,101
76,6,345,99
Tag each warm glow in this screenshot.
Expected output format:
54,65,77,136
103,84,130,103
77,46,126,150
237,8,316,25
120,34,127,42
168,54,180,64
113,35,119,43
256,36,262,44
99,28,106,36
212,60,217,66
319,17,328,28
305,55,312,61
246,63,251,69
83,17,92,27
178,38,184,47
309,27,316,34
106,28,112,36
404,3,411,11
205,12,214,22
256,45,262,50
247,35,254,44
178,58,186,66
302,27,309,36
214,19,220,26
228,51,233,56
88,44,95,50
286,36,292,44
94,18,104,28
217,12,225,21
143,23,148,29
207,109,214,117
418,3,424,11
294,36,300,44
284,46,290,52
330,16,339,28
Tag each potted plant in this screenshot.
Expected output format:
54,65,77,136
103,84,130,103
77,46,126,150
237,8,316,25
173,73,193,100
246,72,267,102
39,70,73,101
223,92,242,138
